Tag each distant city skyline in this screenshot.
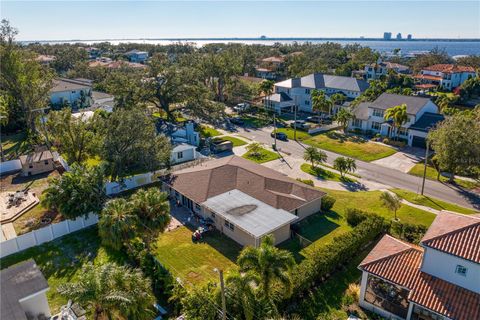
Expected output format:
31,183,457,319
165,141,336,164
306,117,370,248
1,1,479,41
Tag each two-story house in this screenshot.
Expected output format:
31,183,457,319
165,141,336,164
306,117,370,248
255,56,285,80
49,78,93,109
125,49,149,63
364,60,410,80
271,73,369,113
414,64,476,91
349,93,444,148
358,211,480,320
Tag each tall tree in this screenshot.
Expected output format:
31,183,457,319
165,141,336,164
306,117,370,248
42,164,105,219
101,108,171,179
384,104,408,140
237,234,295,299
428,109,480,180
330,93,346,107
98,198,138,250
311,90,332,125
333,156,357,177
58,262,155,320
259,80,275,112
225,271,258,320
130,188,171,239
335,108,354,133
303,146,327,169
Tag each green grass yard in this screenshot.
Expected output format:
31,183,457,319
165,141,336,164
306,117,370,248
1,132,30,160
199,125,221,138
304,131,397,162
242,147,281,164
213,136,247,147
240,115,271,128
154,227,241,286
275,128,313,141
408,162,479,190
300,163,356,183
392,189,479,215
0,227,127,316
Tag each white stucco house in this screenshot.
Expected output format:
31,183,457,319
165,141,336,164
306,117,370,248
161,156,325,247
1,259,51,320
270,73,369,113
348,93,444,148
49,78,92,108
168,121,201,165
358,211,480,320
363,60,410,80
125,49,149,63
414,64,476,91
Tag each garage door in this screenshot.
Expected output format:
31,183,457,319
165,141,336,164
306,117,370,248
412,136,426,148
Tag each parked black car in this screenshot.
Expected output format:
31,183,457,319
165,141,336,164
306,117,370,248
229,117,245,125
271,131,288,141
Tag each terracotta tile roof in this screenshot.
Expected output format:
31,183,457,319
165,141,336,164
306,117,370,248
162,156,325,212
423,64,476,74
359,235,480,320
421,211,480,263
261,56,285,63
414,74,443,81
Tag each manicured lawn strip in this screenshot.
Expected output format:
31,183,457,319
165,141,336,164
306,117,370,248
199,125,221,138
408,162,479,190
0,227,127,315
275,128,312,142
242,147,281,164
300,163,357,183
214,136,247,147
240,115,271,128
392,188,479,215
321,162,362,178
304,131,396,162
154,227,241,286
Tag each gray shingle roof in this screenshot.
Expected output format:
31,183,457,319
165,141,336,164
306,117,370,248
372,93,435,115
268,92,293,102
1,259,49,320
275,73,369,92
50,78,91,93
410,112,445,132
352,102,371,121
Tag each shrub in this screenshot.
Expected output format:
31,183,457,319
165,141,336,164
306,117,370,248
292,215,387,295
390,220,428,244
321,195,336,211
296,178,314,186
345,208,373,226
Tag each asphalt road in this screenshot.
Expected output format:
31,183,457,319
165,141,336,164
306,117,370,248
236,127,480,211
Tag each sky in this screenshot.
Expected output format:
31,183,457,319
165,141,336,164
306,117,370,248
1,1,479,41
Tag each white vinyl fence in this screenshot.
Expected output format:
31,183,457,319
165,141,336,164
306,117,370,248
0,159,22,175
0,214,98,259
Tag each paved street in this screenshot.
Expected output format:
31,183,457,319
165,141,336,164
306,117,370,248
232,126,480,211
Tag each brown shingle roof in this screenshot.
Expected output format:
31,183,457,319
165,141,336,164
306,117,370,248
163,156,325,211
360,235,480,320
421,211,480,263
19,149,53,165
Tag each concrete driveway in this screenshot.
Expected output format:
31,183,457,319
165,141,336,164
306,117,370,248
372,147,425,173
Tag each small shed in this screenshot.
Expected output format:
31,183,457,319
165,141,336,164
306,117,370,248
19,147,55,177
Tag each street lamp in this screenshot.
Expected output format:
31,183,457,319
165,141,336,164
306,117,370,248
421,128,431,196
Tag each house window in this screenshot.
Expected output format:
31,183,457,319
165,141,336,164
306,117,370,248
177,151,183,159
71,91,76,94
455,265,467,276
373,109,384,117
305,100,310,105
44,160,49,165
371,121,381,130
224,220,234,231
397,127,408,136
211,212,216,219
352,119,362,127
305,89,310,94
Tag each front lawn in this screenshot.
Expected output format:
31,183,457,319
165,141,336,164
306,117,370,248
275,128,312,141
0,227,127,316
300,163,356,183
213,136,247,147
199,125,221,138
240,115,271,128
304,131,397,162
408,162,479,190
154,227,241,286
392,188,479,215
242,147,281,163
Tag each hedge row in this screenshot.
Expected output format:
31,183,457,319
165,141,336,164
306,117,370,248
292,215,387,295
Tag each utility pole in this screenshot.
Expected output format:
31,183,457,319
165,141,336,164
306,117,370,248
214,268,227,320
293,104,297,141
421,140,429,196
273,111,277,149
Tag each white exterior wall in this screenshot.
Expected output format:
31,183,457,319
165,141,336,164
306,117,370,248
421,247,480,293
171,147,197,164
407,129,427,146
50,88,91,105
414,101,439,122
19,289,51,318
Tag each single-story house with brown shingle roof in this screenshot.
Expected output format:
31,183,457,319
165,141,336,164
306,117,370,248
161,156,326,246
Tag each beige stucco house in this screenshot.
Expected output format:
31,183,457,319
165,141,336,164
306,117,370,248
19,148,55,177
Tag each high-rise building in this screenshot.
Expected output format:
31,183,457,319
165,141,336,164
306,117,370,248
407,34,412,40
383,32,392,40
396,33,402,40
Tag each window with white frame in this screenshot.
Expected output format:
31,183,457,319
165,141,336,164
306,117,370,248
455,265,467,276
371,121,381,130
373,108,384,117
352,119,362,127
305,100,310,105
177,151,183,159
305,89,310,94
224,220,234,231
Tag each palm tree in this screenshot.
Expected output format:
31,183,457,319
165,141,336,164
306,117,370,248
225,271,259,320
380,191,401,221
237,234,295,299
58,262,155,320
311,90,333,125
335,108,354,133
384,104,408,140
303,146,327,169
259,80,275,112
98,198,138,251
246,142,263,159
130,187,171,234
330,93,346,114
333,157,356,177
